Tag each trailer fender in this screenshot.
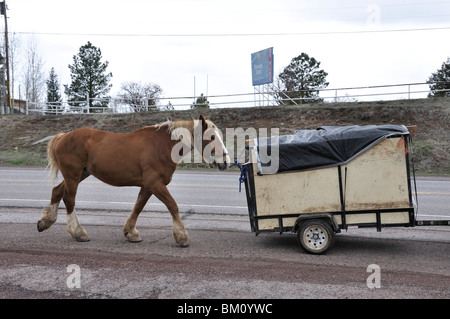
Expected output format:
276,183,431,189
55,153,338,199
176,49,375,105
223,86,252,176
293,213,340,233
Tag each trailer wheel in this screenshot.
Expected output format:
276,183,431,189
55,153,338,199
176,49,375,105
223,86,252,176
297,219,335,254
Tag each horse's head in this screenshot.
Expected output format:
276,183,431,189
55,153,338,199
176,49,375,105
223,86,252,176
197,115,230,171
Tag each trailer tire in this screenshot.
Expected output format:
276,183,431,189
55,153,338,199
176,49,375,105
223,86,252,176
297,219,335,254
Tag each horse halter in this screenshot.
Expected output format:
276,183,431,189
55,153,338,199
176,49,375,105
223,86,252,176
201,139,229,163
195,120,228,165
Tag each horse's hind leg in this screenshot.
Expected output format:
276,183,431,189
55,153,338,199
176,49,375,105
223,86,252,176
37,181,65,232
62,168,92,242
123,187,151,242
38,168,90,238
63,177,89,242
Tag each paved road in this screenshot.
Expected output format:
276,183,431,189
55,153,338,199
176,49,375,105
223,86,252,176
0,167,248,215
0,167,449,300
0,167,449,220
0,211,449,300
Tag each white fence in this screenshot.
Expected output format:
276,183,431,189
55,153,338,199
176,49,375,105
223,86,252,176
2,81,449,115
4,96,161,115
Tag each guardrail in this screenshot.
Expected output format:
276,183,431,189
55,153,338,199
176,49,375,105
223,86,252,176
1,81,449,115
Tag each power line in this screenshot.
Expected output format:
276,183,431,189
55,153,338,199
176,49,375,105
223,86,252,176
14,26,450,38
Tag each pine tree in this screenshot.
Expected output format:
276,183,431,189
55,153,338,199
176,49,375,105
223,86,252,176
190,93,209,109
427,58,450,97
64,41,112,112
46,67,63,114
277,52,329,105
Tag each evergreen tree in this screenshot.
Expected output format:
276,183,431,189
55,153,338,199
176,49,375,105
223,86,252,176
277,52,329,105
64,41,112,112
161,101,174,111
427,58,450,97
190,93,209,109
46,67,63,114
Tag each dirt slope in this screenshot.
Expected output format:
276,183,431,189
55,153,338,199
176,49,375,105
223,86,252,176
0,98,448,174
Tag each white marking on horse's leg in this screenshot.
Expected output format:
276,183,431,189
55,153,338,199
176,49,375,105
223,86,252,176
172,221,189,247
37,203,59,232
123,215,142,242
66,211,89,242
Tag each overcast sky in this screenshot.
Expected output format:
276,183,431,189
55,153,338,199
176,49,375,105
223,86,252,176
5,0,450,109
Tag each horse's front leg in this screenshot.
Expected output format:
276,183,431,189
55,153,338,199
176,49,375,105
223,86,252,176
151,183,189,247
123,187,151,242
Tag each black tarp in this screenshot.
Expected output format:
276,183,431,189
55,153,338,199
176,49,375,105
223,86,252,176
256,125,409,174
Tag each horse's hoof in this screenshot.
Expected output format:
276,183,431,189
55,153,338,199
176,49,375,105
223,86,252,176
125,232,142,243
74,236,90,242
72,230,89,242
37,219,54,232
177,240,189,248
174,230,189,247
37,220,45,232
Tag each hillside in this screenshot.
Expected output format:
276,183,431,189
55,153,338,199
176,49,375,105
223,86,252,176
0,98,448,175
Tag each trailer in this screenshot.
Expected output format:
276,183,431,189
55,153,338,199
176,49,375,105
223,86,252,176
238,125,448,254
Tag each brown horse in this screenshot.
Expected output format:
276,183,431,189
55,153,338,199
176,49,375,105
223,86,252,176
37,115,229,247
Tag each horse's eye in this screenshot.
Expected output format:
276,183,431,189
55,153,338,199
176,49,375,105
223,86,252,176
211,135,215,140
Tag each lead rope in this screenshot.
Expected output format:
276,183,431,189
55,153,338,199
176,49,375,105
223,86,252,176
230,146,249,192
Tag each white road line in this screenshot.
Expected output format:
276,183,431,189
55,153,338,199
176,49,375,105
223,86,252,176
416,214,450,219
0,198,247,210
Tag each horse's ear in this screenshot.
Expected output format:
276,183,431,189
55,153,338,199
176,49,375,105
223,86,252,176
204,116,210,120
199,115,208,131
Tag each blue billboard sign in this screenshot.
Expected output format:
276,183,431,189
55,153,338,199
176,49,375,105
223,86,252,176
251,47,274,86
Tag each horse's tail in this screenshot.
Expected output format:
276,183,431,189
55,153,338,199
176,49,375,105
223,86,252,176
47,133,65,182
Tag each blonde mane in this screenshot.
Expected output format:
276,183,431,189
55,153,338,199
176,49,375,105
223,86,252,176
154,119,216,140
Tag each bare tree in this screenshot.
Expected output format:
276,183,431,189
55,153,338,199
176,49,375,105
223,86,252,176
8,32,21,102
22,37,46,103
0,25,22,111
118,81,162,111
0,25,8,108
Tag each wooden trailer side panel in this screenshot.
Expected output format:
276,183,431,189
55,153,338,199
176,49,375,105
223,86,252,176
250,136,412,231
253,166,341,230
343,137,410,212
253,165,341,216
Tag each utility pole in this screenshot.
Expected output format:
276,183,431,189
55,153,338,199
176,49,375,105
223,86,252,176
2,1,11,113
